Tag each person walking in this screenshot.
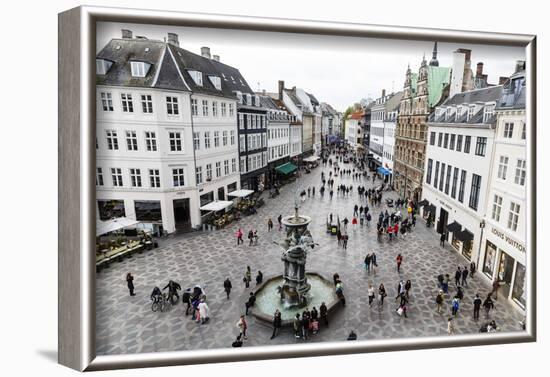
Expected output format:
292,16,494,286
473,294,482,320
470,262,476,278
223,278,232,299
364,253,371,272
396,254,403,273
198,299,210,324
405,279,412,298
267,218,273,232
461,267,469,287
126,273,136,296
237,315,248,340
447,317,456,335
320,302,329,327
436,290,444,314
182,288,192,315
270,309,282,339
342,233,348,250
491,279,500,300
277,214,283,231
301,309,310,340
393,222,399,240
244,266,252,288
443,274,450,294
293,314,302,339
440,232,446,247
454,267,462,286
483,294,495,319
378,283,387,308
163,280,181,305
368,284,376,307
236,228,244,245
312,186,315,197
255,270,263,285
371,252,378,272
248,229,254,246
387,224,393,241
245,292,256,315
354,204,359,217
451,295,460,317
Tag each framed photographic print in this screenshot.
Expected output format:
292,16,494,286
58,6,537,371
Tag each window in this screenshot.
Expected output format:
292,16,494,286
169,132,182,151
514,159,526,186
504,122,514,138
240,157,245,173
100,92,113,111
202,100,209,116
232,158,237,173
214,131,220,147
507,202,520,231
188,70,203,86
492,195,503,221
206,164,212,181
106,130,118,150
521,123,526,140
449,134,456,150
149,169,160,188
96,168,104,186
475,137,487,156
126,131,138,151
195,166,203,184
204,132,211,149
193,132,200,150
129,168,142,187
439,163,446,192
209,76,221,90
224,160,229,175
212,101,218,117
130,61,149,77
215,161,221,177
141,94,153,113
222,131,228,146
434,161,440,189
464,135,471,153
483,104,495,123
96,59,112,75
191,99,198,116
456,135,463,152
238,114,244,129
120,93,134,113
172,168,185,187
426,158,433,184
240,135,246,152
497,156,509,180
443,133,449,149
141,131,156,152
111,168,123,187
451,167,459,199
230,130,235,145
229,103,235,117
469,174,482,210
221,102,227,116
458,170,467,203
437,132,443,147
166,96,179,115
445,165,452,194
467,105,475,121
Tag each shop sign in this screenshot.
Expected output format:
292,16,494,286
490,227,525,253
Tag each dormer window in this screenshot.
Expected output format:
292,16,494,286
234,91,243,104
221,72,227,81
187,70,203,86
254,95,260,107
130,61,150,77
96,59,113,75
483,103,495,123
208,76,222,90
467,105,475,121
245,94,252,106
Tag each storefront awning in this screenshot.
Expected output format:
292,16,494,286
447,221,462,232
200,200,233,212
425,204,436,215
418,199,429,207
456,229,474,242
96,217,139,237
275,162,298,175
377,167,391,176
227,189,254,198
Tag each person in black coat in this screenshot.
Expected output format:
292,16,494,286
245,292,256,315
255,271,263,285
182,289,192,315
454,267,462,286
473,293,482,320
461,267,469,286
270,309,282,339
223,278,232,299
320,302,329,327
440,232,446,247
126,273,135,296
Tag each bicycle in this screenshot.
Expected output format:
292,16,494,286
151,293,170,312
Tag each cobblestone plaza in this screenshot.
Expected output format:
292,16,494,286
96,162,524,355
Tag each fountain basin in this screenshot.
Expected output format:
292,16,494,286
251,272,342,326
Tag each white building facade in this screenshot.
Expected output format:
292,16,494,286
479,66,527,311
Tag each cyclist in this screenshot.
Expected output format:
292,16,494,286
150,286,162,303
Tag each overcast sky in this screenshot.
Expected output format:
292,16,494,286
98,22,525,112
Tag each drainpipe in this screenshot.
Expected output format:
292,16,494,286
189,94,199,229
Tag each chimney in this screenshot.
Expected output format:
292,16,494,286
476,62,484,77
381,89,386,98
121,29,133,39
515,60,525,73
212,55,220,62
457,48,471,61
498,76,509,85
278,80,284,100
167,33,179,47
201,47,211,59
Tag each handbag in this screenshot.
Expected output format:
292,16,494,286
396,307,404,316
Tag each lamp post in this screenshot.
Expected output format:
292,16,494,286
476,219,486,271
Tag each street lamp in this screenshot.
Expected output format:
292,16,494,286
476,219,486,271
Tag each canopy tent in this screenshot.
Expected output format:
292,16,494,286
418,199,429,207
446,221,462,233
456,229,474,242
96,217,139,237
303,156,320,163
199,200,233,212
275,162,298,175
377,166,391,176
227,189,254,198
